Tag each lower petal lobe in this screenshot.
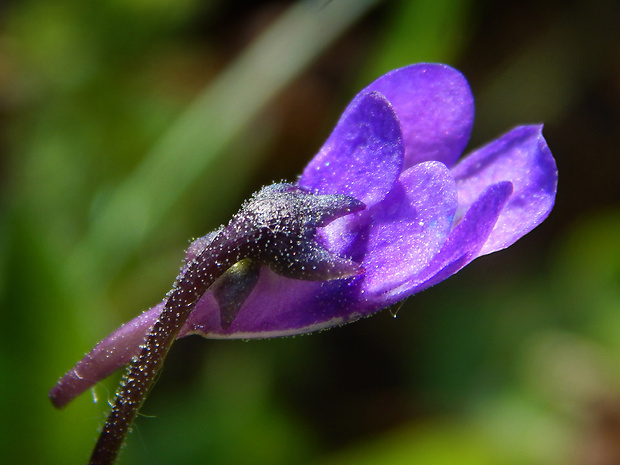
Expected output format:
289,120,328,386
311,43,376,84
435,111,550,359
358,161,457,305
405,181,513,297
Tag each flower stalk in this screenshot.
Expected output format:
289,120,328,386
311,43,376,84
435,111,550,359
87,184,365,464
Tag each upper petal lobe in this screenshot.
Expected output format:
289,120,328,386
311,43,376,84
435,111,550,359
299,92,403,208
357,63,474,169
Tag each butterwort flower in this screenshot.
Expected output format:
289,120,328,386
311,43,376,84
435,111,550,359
50,63,557,464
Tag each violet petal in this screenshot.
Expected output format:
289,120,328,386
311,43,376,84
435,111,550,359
356,161,457,304
451,125,557,255
402,181,514,298
356,63,474,169
299,92,403,208
180,271,342,338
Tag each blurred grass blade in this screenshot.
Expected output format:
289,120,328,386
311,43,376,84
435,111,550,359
69,0,382,283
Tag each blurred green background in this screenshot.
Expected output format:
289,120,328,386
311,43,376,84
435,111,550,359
1,0,619,463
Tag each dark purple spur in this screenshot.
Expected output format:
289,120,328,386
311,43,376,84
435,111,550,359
50,63,557,465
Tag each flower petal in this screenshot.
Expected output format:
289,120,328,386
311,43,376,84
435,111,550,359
451,125,557,255
402,181,514,297
357,63,474,169
180,270,358,338
357,161,457,304
299,91,403,207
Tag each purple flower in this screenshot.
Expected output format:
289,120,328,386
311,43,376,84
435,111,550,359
50,63,557,409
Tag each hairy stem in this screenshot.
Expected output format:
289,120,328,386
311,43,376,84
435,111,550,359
88,246,231,465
